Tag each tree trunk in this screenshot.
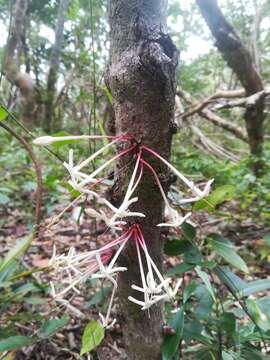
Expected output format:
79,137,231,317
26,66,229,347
196,0,265,173
44,0,69,133
108,1,178,359
5,0,37,128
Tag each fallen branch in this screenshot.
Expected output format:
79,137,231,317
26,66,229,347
180,89,245,120
200,109,248,143
190,125,240,163
176,92,248,143
213,88,270,110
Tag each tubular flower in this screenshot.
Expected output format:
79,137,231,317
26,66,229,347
33,134,119,146
142,145,214,205
128,225,183,310
140,158,192,227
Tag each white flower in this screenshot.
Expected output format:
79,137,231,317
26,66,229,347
157,206,192,227
178,179,214,204
91,231,133,329
73,143,135,191
63,138,119,196
108,153,145,221
140,158,192,228
100,152,145,224
92,252,127,287
86,208,126,231
142,146,214,204
98,286,117,329
128,229,182,310
33,135,116,147
83,152,145,230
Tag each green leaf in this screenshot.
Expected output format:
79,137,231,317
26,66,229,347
215,266,246,293
195,267,216,302
14,282,40,295
0,233,33,272
183,280,198,304
0,326,17,340
263,233,270,247
183,320,211,346
222,351,234,360
216,267,270,299
242,348,270,360
0,193,10,205
194,284,214,320
257,297,270,319
239,279,270,298
162,308,184,360
86,287,112,308
246,299,270,331
167,263,195,276
208,234,249,273
181,222,196,241
164,239,191,256
219,312,236,334
62,182,81,199
39,315,69,338
184,243,202,265
80,320,104,355
193,185,235,211
25,297,47,305
0,106,8,122
0,336,33,352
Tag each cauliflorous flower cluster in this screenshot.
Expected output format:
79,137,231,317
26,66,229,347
34,134,213,328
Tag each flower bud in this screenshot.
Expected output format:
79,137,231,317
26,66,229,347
33,136,54,146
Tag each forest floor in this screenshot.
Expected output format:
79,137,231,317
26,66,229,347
0,200,269,360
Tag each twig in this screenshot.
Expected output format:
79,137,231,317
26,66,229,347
0,103,64,162
0,121,42,236
46,194,84,229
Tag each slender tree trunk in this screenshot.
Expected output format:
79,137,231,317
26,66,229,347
196,0,265,174
250,0,263,73
108,1,178,359
44,0,69,132
5,0,36,128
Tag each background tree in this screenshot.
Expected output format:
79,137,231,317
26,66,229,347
44,0,69,132
4,0,37,127
196,0,265,174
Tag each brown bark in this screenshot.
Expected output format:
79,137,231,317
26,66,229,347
44,0,69,132
108,1,178,359
5,0,37,127
196,0,265,171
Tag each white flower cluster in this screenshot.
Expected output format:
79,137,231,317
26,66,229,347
49,230,133,328
34,134,214,328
